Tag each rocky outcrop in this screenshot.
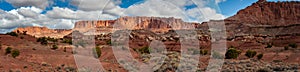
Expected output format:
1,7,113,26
227,1,300,25
13,26,72,38
74,16,198,34
198,1,300,38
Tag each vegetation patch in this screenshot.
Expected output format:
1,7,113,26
245,50,257,58
225,48,241,59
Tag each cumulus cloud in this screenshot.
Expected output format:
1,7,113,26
17,7,42,18
5,0,51,9
46,7,76,19
71,0,122,11
123,0,225,22
0,0,226,33
0,7,75,33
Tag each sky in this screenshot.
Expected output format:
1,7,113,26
0,0,294,33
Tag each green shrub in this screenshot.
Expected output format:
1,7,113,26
11,49,20,58
5,47,12,55
6,32,18,37
289,43,297,48
94,46,102,58
51,45,58,50
245,50,257,58
46,37,58,42
37,37,48,45
62,39,72,45
106,40,112,45
257,53,263,60
284,46,289,50
200,50,208,55
139,46,151,54
225,48,241,59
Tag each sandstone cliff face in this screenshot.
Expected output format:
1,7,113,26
227,1,300,25
74,17,198,34
197,1,300,38
13,26,72,38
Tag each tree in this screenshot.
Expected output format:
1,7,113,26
22,31,27,35
225,48,241,59
5,47,12,55
245,50,257,58
11,49,20,58
94,46,102,58
257,53,263,60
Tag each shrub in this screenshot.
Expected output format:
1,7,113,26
245,50,257,58
94,46,102,58
139,46,151,54
11,49,20,58
257,68,270,72
62,39,72,45
47,37,58,42
284,46,289,50
5,47,12,55
22,31,27,35
257,53,263,60
106,40,112,45
265,43,272,48
6,32,18,37
37,37,48,45
289,43,297,48
51,45,58,50
200,50,208,55
225,48,241,59
20,36,24,39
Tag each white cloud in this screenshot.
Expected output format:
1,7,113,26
123,0,225,23
17,7,42,18
0,0,226,33
215,0,226,4
71,0,122,11
46,7,76,19
5,0,51,9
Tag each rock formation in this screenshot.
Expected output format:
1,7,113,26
13,26,72,38
74,16,198,34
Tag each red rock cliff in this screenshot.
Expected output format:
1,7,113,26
74,16,199,33
227,1,300,25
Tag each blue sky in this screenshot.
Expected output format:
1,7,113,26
0,0,258,17
0,0,292,33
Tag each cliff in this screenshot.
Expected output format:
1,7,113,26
202,1,300,38
13,26,72,38
227,1,300,25
74,16,198,34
